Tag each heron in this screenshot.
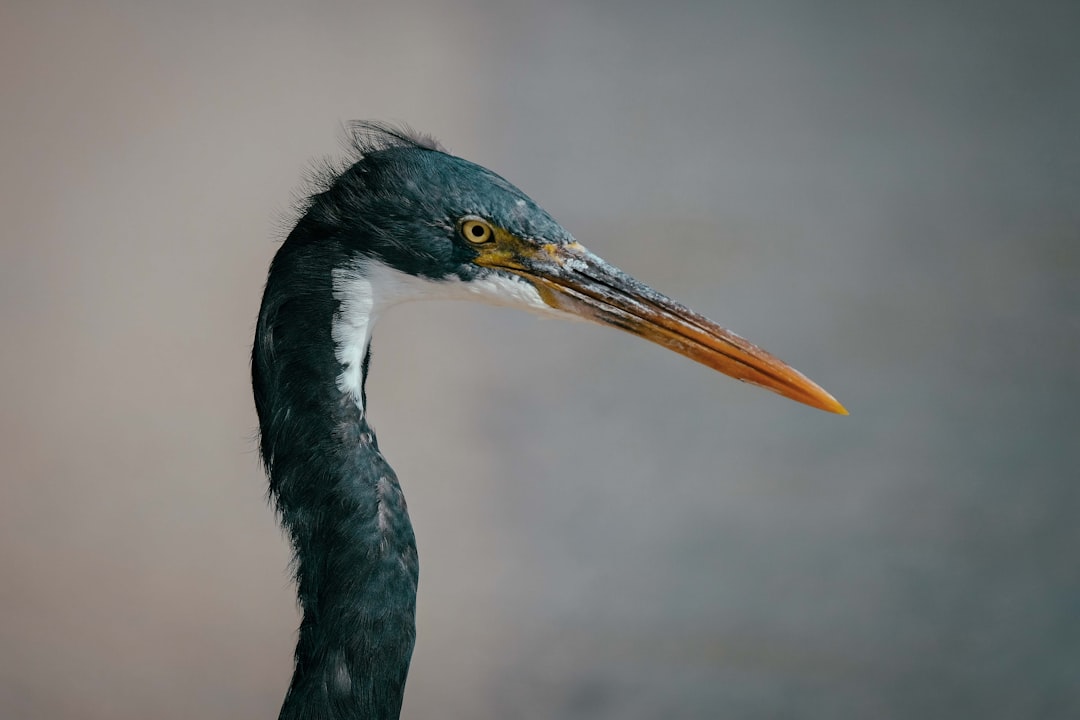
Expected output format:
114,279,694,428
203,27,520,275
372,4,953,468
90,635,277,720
252,122,845,720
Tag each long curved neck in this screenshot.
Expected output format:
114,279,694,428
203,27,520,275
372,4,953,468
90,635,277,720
253,230,418,720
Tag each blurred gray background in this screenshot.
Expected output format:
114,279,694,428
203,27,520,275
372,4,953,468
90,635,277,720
2,1,1078,718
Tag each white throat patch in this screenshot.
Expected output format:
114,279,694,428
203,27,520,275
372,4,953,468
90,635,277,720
330,259,558,411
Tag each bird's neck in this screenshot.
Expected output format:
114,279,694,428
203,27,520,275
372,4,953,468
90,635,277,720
253,237,418,720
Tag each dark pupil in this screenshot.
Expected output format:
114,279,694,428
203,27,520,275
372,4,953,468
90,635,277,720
470,225,485,238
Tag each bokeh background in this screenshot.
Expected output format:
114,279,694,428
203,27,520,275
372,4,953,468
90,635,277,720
2,1,1078,718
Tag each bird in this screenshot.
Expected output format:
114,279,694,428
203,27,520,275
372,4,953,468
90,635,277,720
252,122,846,720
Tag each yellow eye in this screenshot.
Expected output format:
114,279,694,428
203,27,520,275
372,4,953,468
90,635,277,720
459,218,494,244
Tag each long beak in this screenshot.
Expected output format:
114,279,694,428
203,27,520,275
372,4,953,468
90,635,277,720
486,242,846,415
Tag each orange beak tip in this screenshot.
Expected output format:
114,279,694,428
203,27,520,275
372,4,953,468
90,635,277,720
814,392,849,416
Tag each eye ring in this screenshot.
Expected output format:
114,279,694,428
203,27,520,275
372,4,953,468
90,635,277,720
459,218,494,245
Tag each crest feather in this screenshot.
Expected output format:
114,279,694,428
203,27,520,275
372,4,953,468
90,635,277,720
343,120,446,158
281,121,447,235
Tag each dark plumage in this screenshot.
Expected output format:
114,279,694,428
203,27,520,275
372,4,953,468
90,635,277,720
253,123,844,720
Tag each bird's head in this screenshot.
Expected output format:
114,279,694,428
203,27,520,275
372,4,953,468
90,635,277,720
298,123,845,415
